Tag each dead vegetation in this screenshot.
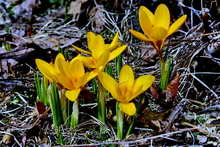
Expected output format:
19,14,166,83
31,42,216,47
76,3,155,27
0,0,220,146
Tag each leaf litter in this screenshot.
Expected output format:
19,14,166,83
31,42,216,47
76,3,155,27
0,0,220,146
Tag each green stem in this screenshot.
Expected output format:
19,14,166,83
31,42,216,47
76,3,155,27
60,90,69,126
115,55,122,77
70,99,79,128
55,126,64,144
48,82,62,127
116,102,124,139
34,73,49,105
42,76,49,105
48,82,63,144
97,80,106,123
34,73,41,101
159,58,172,90
125,117,134,138
92,79,97,93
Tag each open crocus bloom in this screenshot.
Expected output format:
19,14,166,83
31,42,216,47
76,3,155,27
73,32,127,71
129,4,187,54
98,65,155,116
35,53,96,101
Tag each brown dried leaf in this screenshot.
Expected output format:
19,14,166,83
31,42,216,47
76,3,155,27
140,108,170,123
67,0,88,21
151,120,162,131
33,35,79,50
141,44,157,62
0,47,18,76
36,101,46,115
165,72,180,101
150,85,160,100
0,96,10,105
89,6,106,33
12,0,41,19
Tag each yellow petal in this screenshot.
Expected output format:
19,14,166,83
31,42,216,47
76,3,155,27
150,26,167,40
130,75,155,101
139,6,154,38
98,72,119,100
70,54,83,64
167,15,187,37
118,82,133,102
96,34,105,49
92,34,105,59
65,89,81,101
54,53,65,72
73,55,97,69
154,4,170,30
129,30,150,42
68,60,86,88
83,58,97,69
81,71,98,86
60,59,72,79
55,55,73,89
35,59,56,81
55,54,68,76
137,75,155,91
119,65,134,90
72,45,91,55
87,32,96,52
108,45,127,61
70,59,85,78
96,51,110,69
55,53,65,61
119,102,136,116
140,6,155,24
109,32,119,50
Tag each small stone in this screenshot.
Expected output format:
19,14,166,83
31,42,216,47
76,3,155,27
197,135,207,144
2,134,13,145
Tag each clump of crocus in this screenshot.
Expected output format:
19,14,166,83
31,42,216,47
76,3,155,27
73,32,127,71
99,64,154,139
36,53,97,128
35,53,96,101
73,32,127,124
130,3,186,93
129,4,187,58
99,64,155,115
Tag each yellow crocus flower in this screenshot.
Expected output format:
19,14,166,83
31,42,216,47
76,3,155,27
98,65,155,116
129,4,187,54
73,32,127,70
35,53,97,101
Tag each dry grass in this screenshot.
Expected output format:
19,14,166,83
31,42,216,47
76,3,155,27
0,0,220,146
